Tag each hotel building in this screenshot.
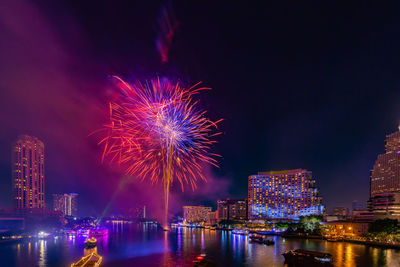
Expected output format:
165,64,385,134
370,127,400,219
53,193,78,217
12,135,45,210
217,199,248,221
183,206,211,223
248,169,324,220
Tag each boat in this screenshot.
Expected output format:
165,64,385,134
282,249,333,266
89,227,108,237
71,252,102,267
326,237,338,242
77,229,90,237
85,238,97,249
249,234,274,245
38,231,51,239
193,254,213,267
64,230,77,236
72,238,102,267
232,229,249,235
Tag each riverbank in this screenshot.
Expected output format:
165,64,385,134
1,227,399,266
341,238,400,249
270,232,400,249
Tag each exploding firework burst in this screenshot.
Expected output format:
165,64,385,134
97,76,221,227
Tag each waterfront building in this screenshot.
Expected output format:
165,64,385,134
370,127,400,219
248,169,324,220
53,193,78,217
352,210,374,223
183,206,211,224
12,135,45,210
369,192,400,219
217,199,247,221
333,207,349,216
322,221,369,237
207,211,218,226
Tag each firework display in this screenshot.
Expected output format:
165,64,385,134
98,76,221,227
156,4,179,63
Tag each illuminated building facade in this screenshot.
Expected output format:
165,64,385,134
333,207,349,216
183,206,211,223
217,199,248,221
322,221,369,237
53,193,78,217
370,127,400,195
207,211,217,226
352,210,373,222
370,127,400,219
12,135,45,209
369,192,400,219
248,169,324,220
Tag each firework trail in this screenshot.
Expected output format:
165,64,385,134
97,76,221,227
156,4,179,63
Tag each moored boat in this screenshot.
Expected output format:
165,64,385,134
89,227,108,237
282,249,333,266
249,234,274,245
71,252,102,267
326,237,338,242
193,254,213,267
84,238,97,249
232,229,249,235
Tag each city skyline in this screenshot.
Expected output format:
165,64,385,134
2,2,400,266
2,1,400,218
3,129,399,216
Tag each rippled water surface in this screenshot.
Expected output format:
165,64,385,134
1,223,400,266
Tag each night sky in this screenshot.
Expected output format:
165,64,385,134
1,1,400,217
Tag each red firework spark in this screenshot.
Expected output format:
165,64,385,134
97,76,222,190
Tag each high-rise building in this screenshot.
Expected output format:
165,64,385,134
53,193,78,217
129,206,146,219
370,127,400,219
333,207,349,216
248,169,324,220
207,211,217,226
370,127,400,195
369,192,400,219
183,206,211,223
12,135,45,210
352,200,363,213
217,199,247,221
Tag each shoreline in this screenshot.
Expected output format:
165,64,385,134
274,233,400,249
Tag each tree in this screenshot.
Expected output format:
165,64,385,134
298,215,322,234
369,219,398,234
218,219,238,227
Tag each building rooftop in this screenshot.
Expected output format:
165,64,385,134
257,169,308,175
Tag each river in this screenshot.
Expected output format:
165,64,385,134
1,223,399,266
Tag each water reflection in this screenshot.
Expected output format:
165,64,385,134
336,241,343,266
2,227,400,266
345,244,355,267
38,240,46,267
